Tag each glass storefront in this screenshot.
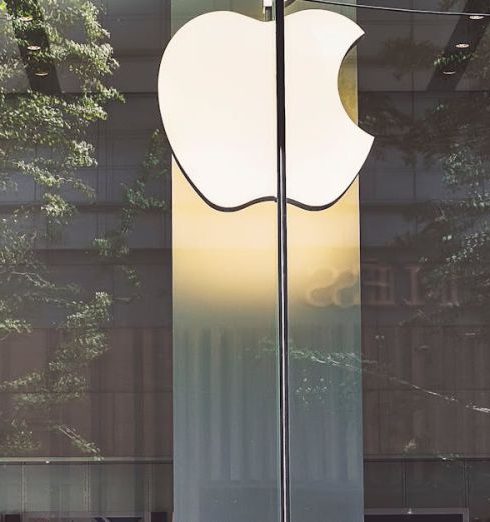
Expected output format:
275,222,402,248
1,0,490,521
0,0,172,518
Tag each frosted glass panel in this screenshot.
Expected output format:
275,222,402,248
170,3,280,522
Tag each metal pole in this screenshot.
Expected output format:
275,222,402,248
274,2,291,522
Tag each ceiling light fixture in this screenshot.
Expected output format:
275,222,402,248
456,42,470,48
442,70,456,75
469,15,484,20
34,71,49,77
27,44,41,51
19,15,33,22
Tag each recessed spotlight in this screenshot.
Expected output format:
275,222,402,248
469,15,484,20
442,70,456,75
456,42,470,49
27,45,41,51
34,71,49,77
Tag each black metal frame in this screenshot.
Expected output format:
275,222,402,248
305,0,490,17
274,3,291,522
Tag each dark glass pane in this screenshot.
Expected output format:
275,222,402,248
0,0,172,518
357,2,490,522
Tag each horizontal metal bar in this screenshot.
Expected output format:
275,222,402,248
305,0,490,17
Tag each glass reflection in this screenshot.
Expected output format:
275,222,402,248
285,4,363,521
171,2,279,522
0,0,172,519
357,2,490,522
3,1,490,522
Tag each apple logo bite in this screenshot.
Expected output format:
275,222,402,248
158,9,374,211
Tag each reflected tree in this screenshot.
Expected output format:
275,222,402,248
0,0,168,456
360,7,490,325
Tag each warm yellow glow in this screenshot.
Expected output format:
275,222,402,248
173,8,362,318
172,165,277,317
288,43,361,310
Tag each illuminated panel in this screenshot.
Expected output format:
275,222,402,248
168,5,367,521
159,10,373,210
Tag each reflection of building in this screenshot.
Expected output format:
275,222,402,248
358,6,490,521
0,0,172,517
2,1,490,522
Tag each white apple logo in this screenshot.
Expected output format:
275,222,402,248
158,9,374,210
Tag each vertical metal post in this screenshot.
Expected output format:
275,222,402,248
274,2,291,522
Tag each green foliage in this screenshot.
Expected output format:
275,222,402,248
0,0,121,232
93,129,169,297
363,24,490,325
0,0,123,456
0,212,75,339
254,338,360,410
0,208,113,454
0,293,112,456
0,0,170,456
406,145,490,323
2,292,112,401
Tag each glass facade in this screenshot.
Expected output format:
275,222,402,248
1,1,490,522
358,3,490,521
0,0,172,518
